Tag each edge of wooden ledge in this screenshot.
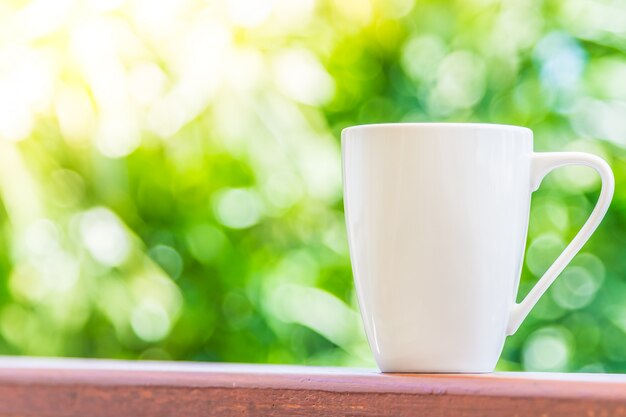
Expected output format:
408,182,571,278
0,357,625,417
0,356,625,396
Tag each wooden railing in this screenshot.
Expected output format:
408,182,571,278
0,357,625,416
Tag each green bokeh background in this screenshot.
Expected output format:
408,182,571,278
1,0,626,372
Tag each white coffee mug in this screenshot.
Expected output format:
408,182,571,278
342,123,614,373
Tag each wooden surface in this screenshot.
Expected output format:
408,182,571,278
0,358,625,416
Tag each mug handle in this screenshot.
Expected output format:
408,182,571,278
507,152,615,335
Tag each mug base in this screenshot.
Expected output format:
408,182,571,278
375,354,498,374
381,369,493,374
378,364,496,373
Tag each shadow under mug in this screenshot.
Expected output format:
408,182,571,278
342,123,614,373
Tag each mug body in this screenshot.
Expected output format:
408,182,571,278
342,123,533,372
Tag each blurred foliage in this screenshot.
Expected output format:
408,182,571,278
0,0,626,372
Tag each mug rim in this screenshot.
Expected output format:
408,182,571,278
342,122,532,135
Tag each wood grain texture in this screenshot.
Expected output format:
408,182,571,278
0,357,624,416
